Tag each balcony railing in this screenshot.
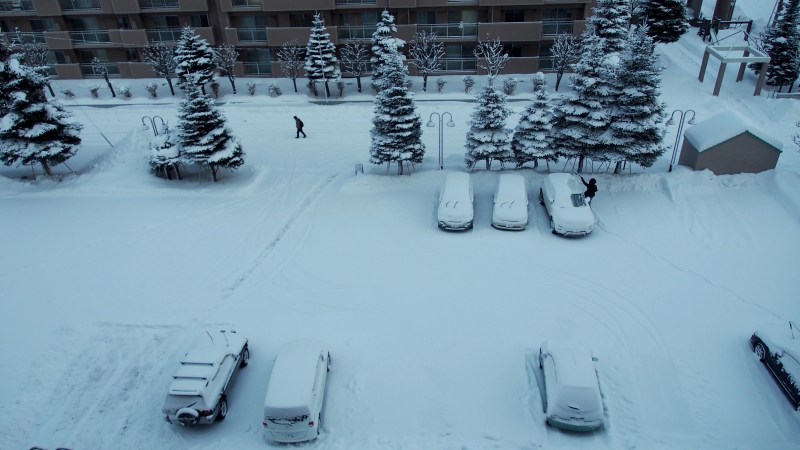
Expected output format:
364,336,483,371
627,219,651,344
237,28,267,42
542,20,574,37
16,32,47,44
146,28,183,42
70,30,111,45
442,58,476,72
0,0,34,12
139,0,179,8
80,62,120,76
538,57,554,70
232,0,263,6
335,0,376,5
337,25,377,40
59,0,101,11
417,23,478,39
242,61,271,75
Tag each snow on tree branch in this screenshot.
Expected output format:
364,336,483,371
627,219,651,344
214,43,239,94
409,31,444,92
143,42,178,95
277,39,305,93
340,40,370,93
474,36,509,85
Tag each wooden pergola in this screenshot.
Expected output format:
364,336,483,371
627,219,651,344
698,45,770,96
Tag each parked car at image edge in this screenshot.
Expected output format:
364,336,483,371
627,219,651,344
750,321,800,410
539,173,594,237
263,339,331,443
538,341,604,432
492,173,529,231
161,330,249,426
437,171,474,231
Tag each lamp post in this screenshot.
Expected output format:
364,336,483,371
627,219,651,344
666,109,696,172
426,112,455,170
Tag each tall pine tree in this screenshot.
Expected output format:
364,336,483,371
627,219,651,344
174,27,217,95
304,13,341,98
754,0,800,91
510,85,557,169
0,56,82,178
640,0,690,44
464,85,512,170
177,76,244,182
590,0,631,53
610,25,667,171
371,10,405,91
369,53,424,175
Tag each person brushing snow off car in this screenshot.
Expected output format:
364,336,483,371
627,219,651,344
581,176,597,204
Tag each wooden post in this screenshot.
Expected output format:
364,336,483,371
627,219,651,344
713,62,726,96
699,48,711,82
755,62,769,96
736,50,749,82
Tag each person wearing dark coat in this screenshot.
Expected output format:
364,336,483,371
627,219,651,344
294,115,307,138
581,176,597,204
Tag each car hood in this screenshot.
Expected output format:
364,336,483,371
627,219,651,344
553,205,594,231
493,202,528,222
438,201,473,221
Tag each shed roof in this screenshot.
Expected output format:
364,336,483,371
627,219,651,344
684,111,782,153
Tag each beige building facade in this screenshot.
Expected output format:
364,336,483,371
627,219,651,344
0,0,594,79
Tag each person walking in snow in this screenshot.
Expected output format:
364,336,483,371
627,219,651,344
581,176,597,204
294,115,307,138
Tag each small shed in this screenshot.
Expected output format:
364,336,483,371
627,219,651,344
678,111,782,175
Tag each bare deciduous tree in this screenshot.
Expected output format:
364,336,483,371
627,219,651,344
551,33,580,91
340,40,370,93
91,57,116,98
409,31,444,92
214,43,239,94
277,40,304,93
11,28,55,97
474,36,509,86
142,42,177,96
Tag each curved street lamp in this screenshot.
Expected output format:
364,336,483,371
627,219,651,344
426,112,455,170
666,109,696,172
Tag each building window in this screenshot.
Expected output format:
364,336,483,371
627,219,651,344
543,8,574,21
125,48,140,62
503,43,522,57
503,9,524,22
289,14,314,28
240,48,272,75
116,16,130,29
190,14,209,28
68,17,101,31
236,15,267,28
417,10,436,25
448,10,477,24
30,19,57,32
147,15,180,29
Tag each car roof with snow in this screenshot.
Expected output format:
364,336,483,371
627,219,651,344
264,340,327,410
546,343,598,389
167,333,247,396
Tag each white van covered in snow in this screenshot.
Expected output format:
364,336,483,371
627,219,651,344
437,172,474,231
262,340,330,443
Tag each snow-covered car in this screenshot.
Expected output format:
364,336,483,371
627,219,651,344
539,173,594,236
437,171,474,231
162,330,249,426
750,322,800,410
492,173,529,231
262,340,331,443
538,342,604,432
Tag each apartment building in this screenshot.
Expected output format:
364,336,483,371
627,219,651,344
0,0,595,80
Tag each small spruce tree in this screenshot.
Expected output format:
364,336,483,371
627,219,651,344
752,0,800,92
640,0,690,44
464,85,512,170
304,13,341,98
371,10,405,91
174,27,217,94
511,86,557,169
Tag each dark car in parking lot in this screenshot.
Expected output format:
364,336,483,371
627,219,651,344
750,321,800,410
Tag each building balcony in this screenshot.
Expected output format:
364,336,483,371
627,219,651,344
337,24,377,40
43,30,73,50
416,23,478,39
541,20,574,37
441,57,476,72
80,62,120,77
478,22,542,42
59,0,101,11
139,0,179,9
236,27,268,43
0,0,34,13
242,60,272,75
15,31,47,44
146,28,183,43
70,30,112,46
231,0,262,7
266,27,316,45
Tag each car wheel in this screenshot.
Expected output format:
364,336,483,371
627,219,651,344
217,397,228,421
754,342,768,361
539,189,544,205
240,346,250,368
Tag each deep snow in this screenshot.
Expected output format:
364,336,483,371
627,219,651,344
2,3,800,449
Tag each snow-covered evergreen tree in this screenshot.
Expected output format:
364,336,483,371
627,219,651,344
464,85,512,170
371,10,405,91
753,0,800,91
591,0,632,53
214,44,239,94
511,86,557,168
640,0,690,44
369,53,424,175
143,42,178,96
610,25,667,171
176,76,244,182
304,13,341,98
174,27,217,94
0,57,82,178
551,29,618,173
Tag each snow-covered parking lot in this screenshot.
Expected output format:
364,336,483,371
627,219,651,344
2,15,800,449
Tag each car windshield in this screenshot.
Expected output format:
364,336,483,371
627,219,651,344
570,194,586,207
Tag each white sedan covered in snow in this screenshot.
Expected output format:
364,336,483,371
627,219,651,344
162,330,249,426
538,342,604,432
539,173,594,236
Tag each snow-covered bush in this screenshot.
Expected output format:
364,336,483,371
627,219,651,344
61,89,75,99
463,75,475,94
148,126,182,180
145,82,158,98
436,78,447,93
247,82,256,95
532,72,547,92
89,86,100,98
503,77,518,95
119,85,132,98
268,83,282,97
